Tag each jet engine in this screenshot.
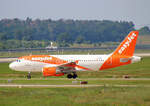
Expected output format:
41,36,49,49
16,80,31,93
42,67,64,76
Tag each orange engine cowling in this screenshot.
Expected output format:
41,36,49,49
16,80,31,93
42,67,64,77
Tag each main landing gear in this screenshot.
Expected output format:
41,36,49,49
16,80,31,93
27,72,31,79
67,73,78,79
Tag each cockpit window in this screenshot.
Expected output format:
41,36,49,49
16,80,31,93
16,60,21,62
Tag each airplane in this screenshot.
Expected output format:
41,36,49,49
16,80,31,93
9,31,141,79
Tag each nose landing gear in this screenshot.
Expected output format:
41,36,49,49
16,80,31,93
27,72,31,79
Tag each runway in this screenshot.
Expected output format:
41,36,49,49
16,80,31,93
0,78,150,88
0,84,101,88
0,84,150,88
134,53,150,57
0,58,17,63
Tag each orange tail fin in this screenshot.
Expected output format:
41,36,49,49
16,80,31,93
100,31,139,70
113,31,139,56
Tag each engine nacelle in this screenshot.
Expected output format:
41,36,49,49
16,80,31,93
42,67,64,77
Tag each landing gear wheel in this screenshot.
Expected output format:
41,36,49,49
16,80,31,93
73,73,78,79
67,73,78,79
27,73,31,79
67,74,73,79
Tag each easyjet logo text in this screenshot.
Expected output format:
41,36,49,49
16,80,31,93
32,57,52,61
118,33,136,54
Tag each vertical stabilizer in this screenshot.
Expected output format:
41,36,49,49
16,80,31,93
112,31,139,57
100,31,139,70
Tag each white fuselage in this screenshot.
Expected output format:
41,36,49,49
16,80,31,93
9,54,109,72
9,54,141,72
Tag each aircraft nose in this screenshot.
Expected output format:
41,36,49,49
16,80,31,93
9,62,16,70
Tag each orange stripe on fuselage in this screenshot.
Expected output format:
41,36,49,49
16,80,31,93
19,55,67,65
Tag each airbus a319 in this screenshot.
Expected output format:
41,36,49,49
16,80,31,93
9,31,141,79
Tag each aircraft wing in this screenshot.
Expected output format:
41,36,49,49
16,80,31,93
57,61,78,73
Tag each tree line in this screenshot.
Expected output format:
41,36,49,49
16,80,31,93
0,18,149,49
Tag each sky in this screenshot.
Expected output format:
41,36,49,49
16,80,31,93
0,0,150,29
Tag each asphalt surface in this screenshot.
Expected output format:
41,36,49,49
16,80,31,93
0,84,150,88
134,53,150,57
0,84,101,88
0,78,150,88
0,58,17,63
